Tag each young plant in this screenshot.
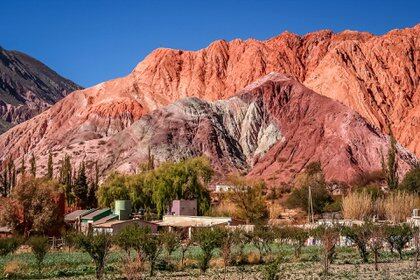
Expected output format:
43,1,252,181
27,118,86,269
342,224,372,263
312,226,339,275
161,230,181,258
74,233,113,280
179,238,192,270
219,228,243,275
0,236,21,256
249,226,275,263
384,224,413,259
276,226,308,259
28,236,50,276
369,225,385,271
192,227,224,273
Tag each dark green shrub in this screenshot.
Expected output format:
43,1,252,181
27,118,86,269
74,233,113,280
384,224,413,259
193,227,224,273
342,224,372,263
28,236,50,276
0,236,21,256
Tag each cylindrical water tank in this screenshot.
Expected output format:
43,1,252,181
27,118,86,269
115,200,132,220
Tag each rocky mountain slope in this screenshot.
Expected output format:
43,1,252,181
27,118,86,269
130,24,419,156
0,46,81,133
1,73,416,184
0,25,418,184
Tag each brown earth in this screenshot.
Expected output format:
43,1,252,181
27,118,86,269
1,73,415,185
0,25,418,183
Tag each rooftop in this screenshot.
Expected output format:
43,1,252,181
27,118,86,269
65,209,96,222
156,215,231,228
82,208,111,220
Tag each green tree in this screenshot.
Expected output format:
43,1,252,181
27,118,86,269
227,175,269,224
382,132,399,190
312,226,340,275
46,151,53,179
399,167,420,194
286,162,332,215
219,228,242,270
59,154,73,205
75,233,113,280
30,153,36,177
249,226,275,263
276,226,308,259
141,230,164,276
97,172,129,208
193,227,224,273
342,224,372,263
28,236,50,276
151,157,213,217
369,224,385,271
161,230,181,257
74,162,89,208
384,224,413,259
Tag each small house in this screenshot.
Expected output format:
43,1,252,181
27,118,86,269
170,199,197,216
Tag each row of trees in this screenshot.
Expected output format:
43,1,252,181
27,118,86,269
0,152,99,208
97,156,213,218
3,221,416,279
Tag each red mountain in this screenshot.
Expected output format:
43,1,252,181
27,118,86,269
0,25,418,184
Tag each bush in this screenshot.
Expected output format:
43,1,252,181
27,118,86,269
0,236,21,256
399,167,420,193
342,191,373,220
342,224,372,263
3,259,27,279
193,227,224,273
383,224,413,259
377,192,420,223
275,226,308,258
74,233,113,280
261,257,282,280
28,236,50,276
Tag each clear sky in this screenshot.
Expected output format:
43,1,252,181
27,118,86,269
1,0,419,87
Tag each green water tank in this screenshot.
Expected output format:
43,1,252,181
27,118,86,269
114,200,132,220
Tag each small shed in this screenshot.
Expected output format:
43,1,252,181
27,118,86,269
170,199,197,216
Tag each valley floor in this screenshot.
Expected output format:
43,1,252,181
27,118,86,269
1,245,419,279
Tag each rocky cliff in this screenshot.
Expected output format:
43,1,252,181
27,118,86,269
1,73,416,184
0,46,81,133
0,25,418,184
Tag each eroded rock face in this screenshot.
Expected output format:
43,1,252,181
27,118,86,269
4,74,415,185
0,47,81,133
0,25,418,183
130,25,419,155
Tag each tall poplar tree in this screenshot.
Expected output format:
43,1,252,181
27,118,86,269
59,154,73,205
74,162,88,208
382,130,399,190
21,156,26,178
30,153,36,178
46,151,53,180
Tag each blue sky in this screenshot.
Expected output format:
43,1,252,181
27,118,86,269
1,0,419,87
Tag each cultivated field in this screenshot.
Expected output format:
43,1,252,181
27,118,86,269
1,244,419,279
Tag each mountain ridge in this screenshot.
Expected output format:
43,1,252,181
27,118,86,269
0,47,82,133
